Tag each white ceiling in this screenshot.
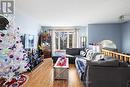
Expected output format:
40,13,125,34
16,0,130,26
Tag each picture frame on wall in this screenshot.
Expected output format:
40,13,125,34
24,34,35,49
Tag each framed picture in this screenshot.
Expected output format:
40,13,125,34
24,34,35,49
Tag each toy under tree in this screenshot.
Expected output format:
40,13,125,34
0,15,29,83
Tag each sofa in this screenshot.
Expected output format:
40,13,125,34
52,48,84,64
67,48,130,87
66,48,84,64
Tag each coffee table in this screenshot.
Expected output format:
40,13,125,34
53,58,69,80
52,51,75,64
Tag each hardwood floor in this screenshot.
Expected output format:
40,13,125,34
23,58,84,87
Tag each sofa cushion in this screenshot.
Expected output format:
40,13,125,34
85,50,94,59
119,61,128,67
86,50,94,56
66,48,83,56
85,50,103,60
75,55,84,58
85,55,92,60
84,48,90,53
87,58,119,67
103,56,116,60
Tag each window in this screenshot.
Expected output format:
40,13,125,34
55,31,74,50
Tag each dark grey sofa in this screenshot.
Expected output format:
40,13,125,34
52,48,83,64
86,65,130,87
66,48,84,64
76,57,130,87
66,48,130,87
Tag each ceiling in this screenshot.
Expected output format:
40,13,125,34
16,0,130,26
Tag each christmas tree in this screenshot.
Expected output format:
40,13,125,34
0,15,29,81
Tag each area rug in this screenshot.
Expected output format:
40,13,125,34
3,74,28,87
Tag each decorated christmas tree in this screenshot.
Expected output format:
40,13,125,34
0,15,29,81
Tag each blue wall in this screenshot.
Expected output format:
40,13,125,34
15,11,41,49
122,21,130,53
78,27,88,47
15,12,41,35
88,23,122,51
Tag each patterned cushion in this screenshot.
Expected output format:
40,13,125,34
80,50,86,57
86,50,94,56
85,50,94,60
85,55,92,60
84,48,90,53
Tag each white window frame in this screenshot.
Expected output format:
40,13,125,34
55,31,75,51
52,29,77,51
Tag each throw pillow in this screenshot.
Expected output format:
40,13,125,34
85,55,92,60
80,50,86,57
84,48,90,54
86,50,94,57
